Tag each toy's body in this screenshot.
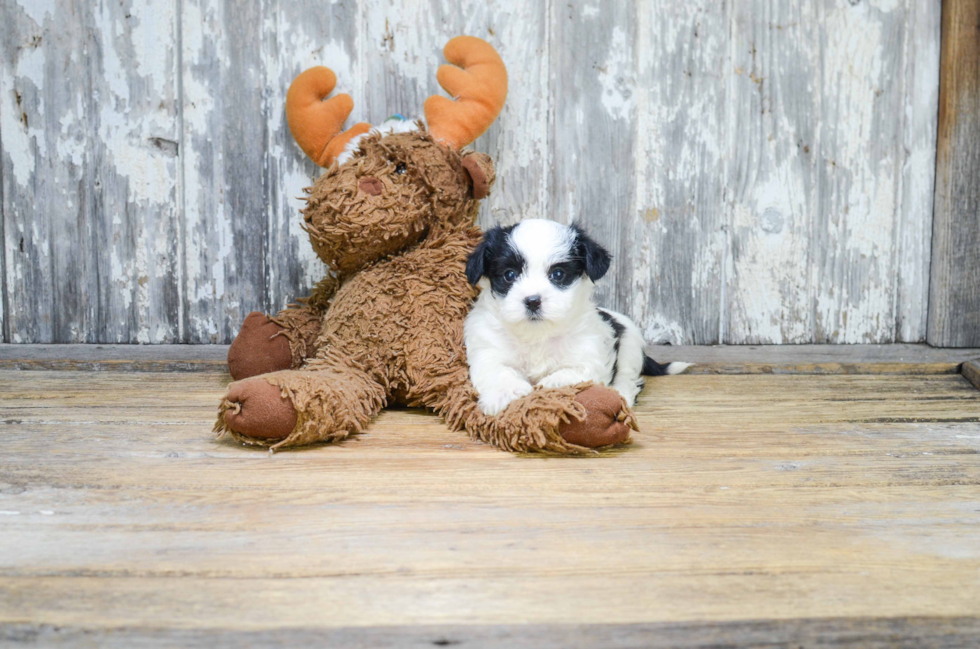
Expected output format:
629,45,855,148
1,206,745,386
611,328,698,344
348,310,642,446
216,37,638,453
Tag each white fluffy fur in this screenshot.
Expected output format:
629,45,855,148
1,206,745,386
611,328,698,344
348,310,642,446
465,220,689,416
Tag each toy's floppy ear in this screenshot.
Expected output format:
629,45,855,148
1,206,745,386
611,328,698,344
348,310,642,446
466,225,504,285
286,66,371,167
425,36,508,149
572,224,612,282
461,152,495,199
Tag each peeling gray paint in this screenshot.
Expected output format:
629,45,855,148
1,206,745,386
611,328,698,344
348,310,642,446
0,0,942,344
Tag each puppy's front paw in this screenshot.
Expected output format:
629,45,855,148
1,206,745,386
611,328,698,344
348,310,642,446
537,371,590,390
478,384,533,416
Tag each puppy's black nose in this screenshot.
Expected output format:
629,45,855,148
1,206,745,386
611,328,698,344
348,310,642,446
524,295,542,313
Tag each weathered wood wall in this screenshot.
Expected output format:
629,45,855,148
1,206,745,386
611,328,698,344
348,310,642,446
929,0,980,347
0,0,942,344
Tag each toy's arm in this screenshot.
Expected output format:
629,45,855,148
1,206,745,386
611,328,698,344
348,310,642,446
269,274,339,366
294,273,340,314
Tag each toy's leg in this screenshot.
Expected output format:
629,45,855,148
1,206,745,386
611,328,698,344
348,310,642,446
216,356,387,450
556,384,636,448
471,383,635,453
416,359,636,454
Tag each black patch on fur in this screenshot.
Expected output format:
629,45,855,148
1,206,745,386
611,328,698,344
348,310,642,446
571,224,612,281
598,309,626,337
466,225,525,297
598,309,626,383
641,355,671,376
547,259,585,289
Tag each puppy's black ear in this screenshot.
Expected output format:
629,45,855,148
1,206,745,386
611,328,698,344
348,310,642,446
572,224,612,281
466,226,503,285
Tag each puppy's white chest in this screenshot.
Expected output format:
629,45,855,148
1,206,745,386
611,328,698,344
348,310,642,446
513,331,604,384
519,336,568,383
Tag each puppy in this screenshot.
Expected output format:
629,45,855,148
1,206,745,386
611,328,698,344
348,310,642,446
464,219,690,416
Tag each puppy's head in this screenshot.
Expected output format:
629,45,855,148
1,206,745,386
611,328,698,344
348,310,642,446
466,219,611,325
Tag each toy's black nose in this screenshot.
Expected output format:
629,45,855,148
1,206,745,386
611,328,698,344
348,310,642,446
524,295,542,313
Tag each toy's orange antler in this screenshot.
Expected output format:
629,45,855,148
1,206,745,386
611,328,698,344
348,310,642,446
286,67,371,167
425,36,508,149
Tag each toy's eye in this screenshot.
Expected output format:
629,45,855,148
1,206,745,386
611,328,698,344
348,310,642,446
503,269,518,282
550,268,565,282
395,162,407,175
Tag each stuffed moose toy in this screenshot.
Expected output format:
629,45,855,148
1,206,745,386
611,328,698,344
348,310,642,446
215,36,639,453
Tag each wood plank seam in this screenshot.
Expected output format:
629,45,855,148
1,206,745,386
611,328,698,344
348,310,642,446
3,618,980,647
0,131,7,345
3,344,980,375
929,0,980,346
175,0,187,344
962,359,980,391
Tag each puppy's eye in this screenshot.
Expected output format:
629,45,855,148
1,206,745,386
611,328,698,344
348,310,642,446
549,268,565,282
395,162,407,175
503,269,518,282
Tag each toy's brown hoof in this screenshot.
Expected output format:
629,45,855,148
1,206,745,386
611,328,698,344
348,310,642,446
559,385,632,448
222,379,298,440
227,312,292,380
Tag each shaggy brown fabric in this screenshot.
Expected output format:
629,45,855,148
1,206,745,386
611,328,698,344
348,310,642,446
217,127,640,453
266,275,337,368
226,312,292,381
300,128,474,276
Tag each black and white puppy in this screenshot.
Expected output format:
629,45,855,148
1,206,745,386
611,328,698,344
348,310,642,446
464,219,690,416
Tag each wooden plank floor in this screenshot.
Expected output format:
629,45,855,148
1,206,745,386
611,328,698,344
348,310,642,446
2,362,980,646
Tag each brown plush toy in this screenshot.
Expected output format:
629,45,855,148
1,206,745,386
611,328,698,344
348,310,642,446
215,36,638,453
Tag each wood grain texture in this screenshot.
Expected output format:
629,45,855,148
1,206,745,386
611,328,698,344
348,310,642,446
962,360,980,391
929,0,980,347
0,0,945,344
725,1,822,344
898,0,943,343
0,0,182,343
726,0,940,344
1,369,979,643
809,0,927,344
6,618,980,649
358,0,549,228
179,0,344,343
551,0,635,311
476,1,552,227
650,343,980,375
627,1,727,345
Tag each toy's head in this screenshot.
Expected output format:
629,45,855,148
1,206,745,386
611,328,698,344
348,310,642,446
286,36,507,274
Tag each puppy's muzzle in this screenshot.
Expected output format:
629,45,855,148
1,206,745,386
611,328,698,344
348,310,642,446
524,295,542,315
